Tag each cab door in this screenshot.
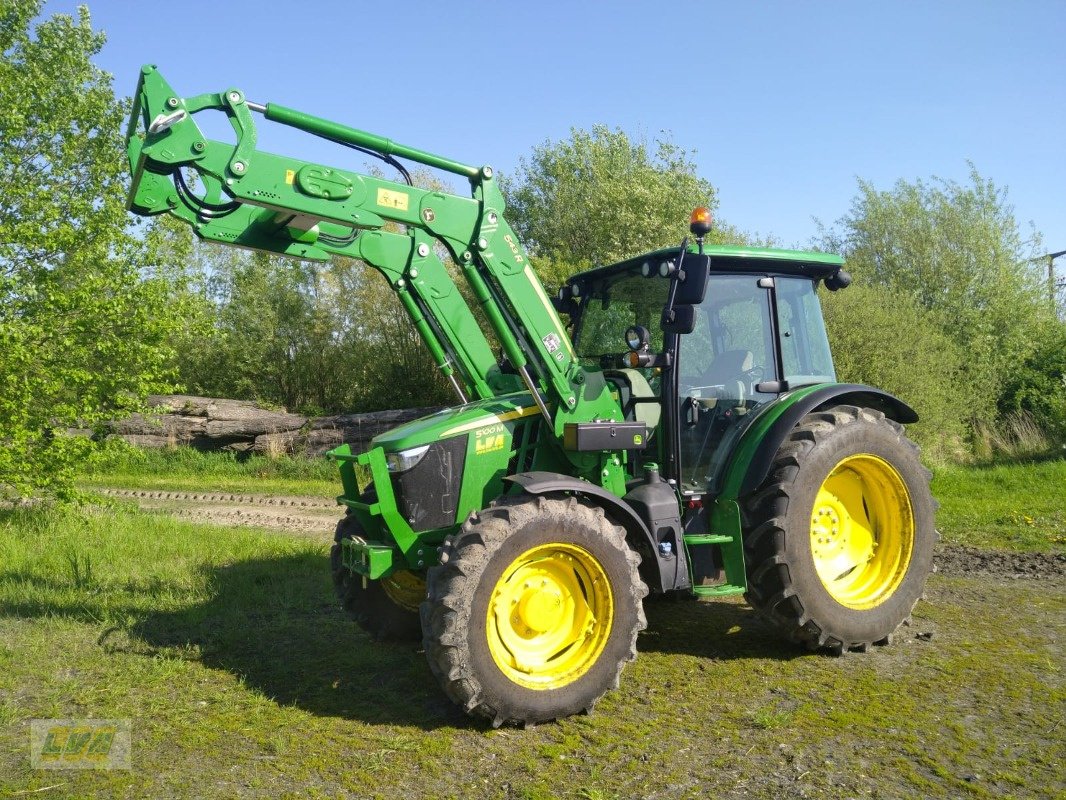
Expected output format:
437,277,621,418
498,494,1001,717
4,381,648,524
676,275,778,494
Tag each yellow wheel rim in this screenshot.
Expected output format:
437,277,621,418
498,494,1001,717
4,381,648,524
486,543,614,690
809,454,914,609
381,570,426,612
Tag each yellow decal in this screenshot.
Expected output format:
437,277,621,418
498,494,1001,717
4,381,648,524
503,234,524,263
376,188,410,211
475,433,506,455
440,405,539,438
285,169,295,185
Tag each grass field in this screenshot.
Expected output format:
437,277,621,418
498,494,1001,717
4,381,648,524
931,458,1066,552
78,444,341,498
1,455,1062,798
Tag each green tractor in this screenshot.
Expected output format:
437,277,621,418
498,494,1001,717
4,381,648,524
125,66,936,727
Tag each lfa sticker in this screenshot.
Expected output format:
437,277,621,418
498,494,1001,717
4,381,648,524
475,423,506,455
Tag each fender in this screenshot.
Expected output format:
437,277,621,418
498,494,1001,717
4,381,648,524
503,471,678,593
725,383,918,499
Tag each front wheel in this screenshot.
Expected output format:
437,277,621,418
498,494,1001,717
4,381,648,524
742,405,936,653
331,511,424,641
422,495,647,727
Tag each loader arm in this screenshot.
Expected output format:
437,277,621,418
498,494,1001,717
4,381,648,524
125,65,620,447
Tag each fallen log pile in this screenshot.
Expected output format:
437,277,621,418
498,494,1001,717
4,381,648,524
107,395,436,457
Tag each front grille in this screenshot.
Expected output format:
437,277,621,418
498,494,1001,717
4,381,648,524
390,436,467,531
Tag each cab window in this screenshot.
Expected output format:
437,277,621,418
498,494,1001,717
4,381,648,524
678,275,777,493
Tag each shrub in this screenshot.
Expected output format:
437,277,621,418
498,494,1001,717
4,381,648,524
821,282,969,462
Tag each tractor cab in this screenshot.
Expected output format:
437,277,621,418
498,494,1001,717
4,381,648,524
565,238,850,496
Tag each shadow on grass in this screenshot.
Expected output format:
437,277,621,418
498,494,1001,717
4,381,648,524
122,553,467,731
640,595,804,663
0,551,458,730
2,549,801,728
119,559,802,726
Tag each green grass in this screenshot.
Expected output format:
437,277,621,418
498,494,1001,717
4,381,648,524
932,458,1066,551
78,442,341,497
1,501,1063,799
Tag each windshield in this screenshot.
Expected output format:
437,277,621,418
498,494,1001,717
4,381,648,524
573,272,670,366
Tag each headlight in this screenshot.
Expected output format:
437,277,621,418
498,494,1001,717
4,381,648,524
385,445,430,473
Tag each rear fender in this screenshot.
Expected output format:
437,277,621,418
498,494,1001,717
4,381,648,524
724,383,918,499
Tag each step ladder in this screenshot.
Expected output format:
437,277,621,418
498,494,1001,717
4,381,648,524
683,523,747,597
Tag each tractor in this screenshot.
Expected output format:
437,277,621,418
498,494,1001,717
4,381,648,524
125,66,936,727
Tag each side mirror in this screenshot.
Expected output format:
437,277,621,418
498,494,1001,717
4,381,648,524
661,304,697,334
674,254,710,305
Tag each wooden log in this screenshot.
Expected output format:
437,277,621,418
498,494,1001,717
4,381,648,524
109,396,442,456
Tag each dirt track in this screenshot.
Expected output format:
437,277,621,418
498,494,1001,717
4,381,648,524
97,488,341,536
99,487,1066,582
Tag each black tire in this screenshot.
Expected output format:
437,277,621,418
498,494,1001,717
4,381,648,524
742,405,936,654
422,494,647,727
330,507,424,642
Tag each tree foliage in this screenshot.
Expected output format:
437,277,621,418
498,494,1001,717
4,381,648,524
179,247,453,414
819,166,1056,441
502,126,742,292
998,321,1066,445
0,2,188,496
176,166,460,414
821,284,968,461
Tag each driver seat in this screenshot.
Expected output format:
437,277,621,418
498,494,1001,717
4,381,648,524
706,349,753,407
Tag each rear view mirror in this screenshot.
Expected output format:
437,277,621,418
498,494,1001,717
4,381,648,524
674,254,710,305
661,304,696,334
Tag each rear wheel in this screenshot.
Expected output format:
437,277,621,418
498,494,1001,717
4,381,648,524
331,508,423,641
422,495,647,727
742,405,936,653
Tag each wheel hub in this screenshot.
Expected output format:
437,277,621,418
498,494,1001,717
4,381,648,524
487,543,613,690
809,454,914,609
380,570,427,612
515,580,565,634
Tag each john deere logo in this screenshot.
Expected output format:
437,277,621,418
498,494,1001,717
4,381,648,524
31,719,131,770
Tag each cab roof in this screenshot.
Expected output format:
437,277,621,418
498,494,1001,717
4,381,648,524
569,244,845,286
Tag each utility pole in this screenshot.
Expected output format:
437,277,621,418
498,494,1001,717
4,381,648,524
1048,250,1066,313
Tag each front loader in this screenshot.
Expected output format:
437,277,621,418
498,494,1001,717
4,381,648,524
125,66,936,727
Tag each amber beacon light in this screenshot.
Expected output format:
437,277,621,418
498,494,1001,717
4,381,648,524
689,207,713,238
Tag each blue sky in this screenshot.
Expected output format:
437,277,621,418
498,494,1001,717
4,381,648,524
45,0,1066,257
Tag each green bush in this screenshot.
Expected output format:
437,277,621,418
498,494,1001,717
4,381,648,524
998,320,1066,448
821,283,969,462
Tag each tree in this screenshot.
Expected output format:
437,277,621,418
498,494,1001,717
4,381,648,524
503,126,741,292
819,166,1052,433
998,321,1066,445
821,283,968,461
0,2,188,496
180,246,454,414
177,168,458,414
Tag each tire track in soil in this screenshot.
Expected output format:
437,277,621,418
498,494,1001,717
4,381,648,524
932,543,1065,582
96,487,342,537
95,488,1066,579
